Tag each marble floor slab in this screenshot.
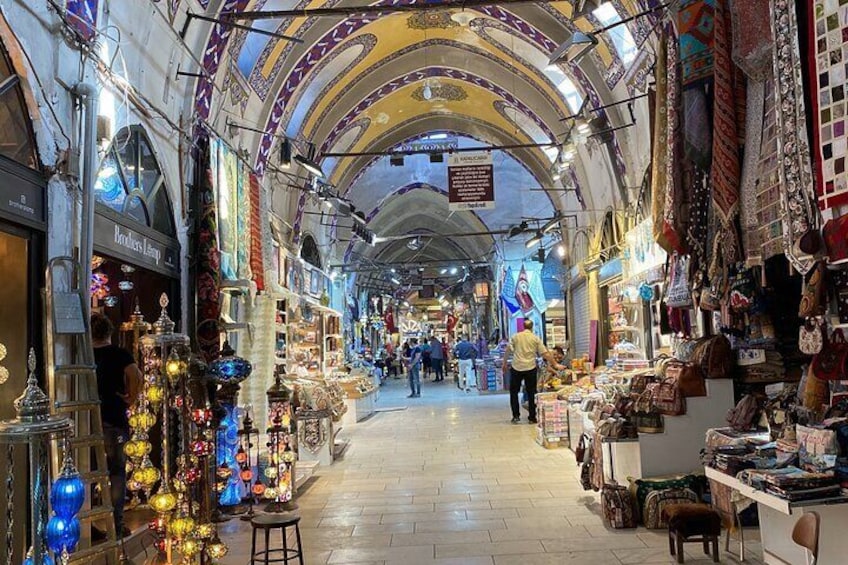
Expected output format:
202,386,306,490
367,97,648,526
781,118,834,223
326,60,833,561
213,377,766,564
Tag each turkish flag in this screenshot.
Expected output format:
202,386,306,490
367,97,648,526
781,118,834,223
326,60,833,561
446,312,458,334
514,264,535,313
384,309,396,333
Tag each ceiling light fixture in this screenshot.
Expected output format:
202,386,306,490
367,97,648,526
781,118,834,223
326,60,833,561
390,277,401,285
294,154,325,178
556,243,566,258
422,82,433,100
549,2,671,64
541,214,561,234
526,231,543,249
450,267,458,275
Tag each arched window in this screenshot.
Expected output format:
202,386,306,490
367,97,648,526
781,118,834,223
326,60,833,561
0,45,38,169
571,229,591,265
301,234,322,269
94,126,176,237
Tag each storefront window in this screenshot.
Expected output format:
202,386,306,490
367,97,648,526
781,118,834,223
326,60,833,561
0,45,38,168
94,126,176,237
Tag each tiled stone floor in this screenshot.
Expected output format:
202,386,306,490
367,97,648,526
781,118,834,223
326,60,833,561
215,375,765,564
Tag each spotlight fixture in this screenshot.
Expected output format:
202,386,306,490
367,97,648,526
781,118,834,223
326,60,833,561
390,154,405,167
422,82,433,100
351,210,367,225
526,231,543,249
548,31,598,65
507,221,529,239
390,277,401,285
407,237,421,251
440,268,447,274
279,138,292,169
541,214,561,234
294,154,325,178
556,243,566,258
552,170,562,182
449,267,458,275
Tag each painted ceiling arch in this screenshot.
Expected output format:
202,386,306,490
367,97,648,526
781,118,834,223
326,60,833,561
325,113,558,196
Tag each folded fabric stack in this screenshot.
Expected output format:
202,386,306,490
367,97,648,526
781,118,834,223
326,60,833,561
736,351,787,383
739,466,839,500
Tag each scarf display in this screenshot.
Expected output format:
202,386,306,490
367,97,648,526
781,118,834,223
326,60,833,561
710,0,741,230
769,0,817,274
808,0,848,210
664,30,685,254
679,0,716,86
651,35,670,250
196,139,222,363
248,172,265,291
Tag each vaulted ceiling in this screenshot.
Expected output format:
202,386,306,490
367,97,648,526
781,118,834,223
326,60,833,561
193,0,657,286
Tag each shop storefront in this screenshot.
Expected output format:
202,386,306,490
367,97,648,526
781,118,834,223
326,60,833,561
91,126,181,334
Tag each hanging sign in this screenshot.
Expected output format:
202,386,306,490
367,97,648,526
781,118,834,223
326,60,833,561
447,152,494,211
93,207,180,278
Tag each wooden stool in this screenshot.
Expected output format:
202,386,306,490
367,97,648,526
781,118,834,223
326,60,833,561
663,503,721,564
250,512,304,565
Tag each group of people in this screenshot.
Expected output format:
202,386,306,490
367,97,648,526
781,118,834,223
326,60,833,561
399,334,480,398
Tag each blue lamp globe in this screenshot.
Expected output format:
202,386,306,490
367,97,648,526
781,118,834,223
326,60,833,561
46,515,81,554
50,460,86,519
208,341,252,385
24,549,55,565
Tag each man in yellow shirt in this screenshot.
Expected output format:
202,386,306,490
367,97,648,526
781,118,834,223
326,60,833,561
503,319,565,424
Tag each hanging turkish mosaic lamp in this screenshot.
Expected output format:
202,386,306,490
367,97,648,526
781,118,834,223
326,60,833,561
208,341,253,385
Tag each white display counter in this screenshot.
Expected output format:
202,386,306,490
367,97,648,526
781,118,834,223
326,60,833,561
341,389,377,426
705,466,848,564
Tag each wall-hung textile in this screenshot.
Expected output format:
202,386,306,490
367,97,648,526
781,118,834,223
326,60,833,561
679,0,717,86
755,81,786,261
248,173,265,291
729,0,774,79
809,0,848,210
770,0,818,274
197,140,222,363
236,162,252,281
216,141,239,280
651,35,671,251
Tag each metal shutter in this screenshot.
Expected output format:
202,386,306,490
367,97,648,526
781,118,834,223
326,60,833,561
570,281,590,358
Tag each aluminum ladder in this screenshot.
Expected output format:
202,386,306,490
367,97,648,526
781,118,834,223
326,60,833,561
44,257,120,564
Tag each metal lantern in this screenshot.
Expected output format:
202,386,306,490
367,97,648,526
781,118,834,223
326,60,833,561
0,349,73,565
264,368,297,513
237,408,260,521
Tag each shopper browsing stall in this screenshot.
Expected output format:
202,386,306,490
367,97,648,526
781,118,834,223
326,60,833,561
454,335,478,392
503,320,565,424
91,313,143,536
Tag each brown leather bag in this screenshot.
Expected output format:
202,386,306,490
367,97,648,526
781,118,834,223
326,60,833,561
799,261,827,318
665,361,707,397
654,376,686,416
691,335,733,378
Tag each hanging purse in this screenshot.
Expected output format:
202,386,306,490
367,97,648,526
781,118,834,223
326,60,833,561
666,254,693,308
798,261,827,318
823,216,848,263
812,328,848,381
832,270,848,323
799,319,825,355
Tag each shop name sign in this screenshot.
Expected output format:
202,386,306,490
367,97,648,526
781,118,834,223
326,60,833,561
447,152,495,211
113,224,163,265
94,210,180,277
0,177,44,226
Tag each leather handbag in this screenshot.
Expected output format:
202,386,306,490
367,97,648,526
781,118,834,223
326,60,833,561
691,335,734,378
824,215,848,263
664,361,706,398
654,376,686,416
799,261,827,318
812,328,848,381
799,319,825,355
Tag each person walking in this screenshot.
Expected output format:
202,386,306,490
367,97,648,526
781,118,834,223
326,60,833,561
454,334,478,392
441,337,451,379
91,312,143,537
503,319,565,424
430,335,444,381
405,338,422,397
420,338,432,379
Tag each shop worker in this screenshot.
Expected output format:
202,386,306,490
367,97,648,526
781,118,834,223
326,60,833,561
91,312,143,537
405,337,423,398
503,319,566,424
454,334,478,392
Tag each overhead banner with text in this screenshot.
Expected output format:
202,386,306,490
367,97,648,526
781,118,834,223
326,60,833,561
447,152,494,211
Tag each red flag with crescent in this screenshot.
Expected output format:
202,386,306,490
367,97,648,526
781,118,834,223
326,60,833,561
446,311,458,334
384,308,396,333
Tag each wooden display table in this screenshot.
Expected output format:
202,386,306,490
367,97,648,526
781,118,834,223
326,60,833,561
705,466,848,564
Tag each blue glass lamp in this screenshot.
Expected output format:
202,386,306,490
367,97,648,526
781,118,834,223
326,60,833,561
208,341,253,385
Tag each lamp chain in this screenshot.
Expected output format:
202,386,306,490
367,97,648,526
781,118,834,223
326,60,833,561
5,443,14,565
